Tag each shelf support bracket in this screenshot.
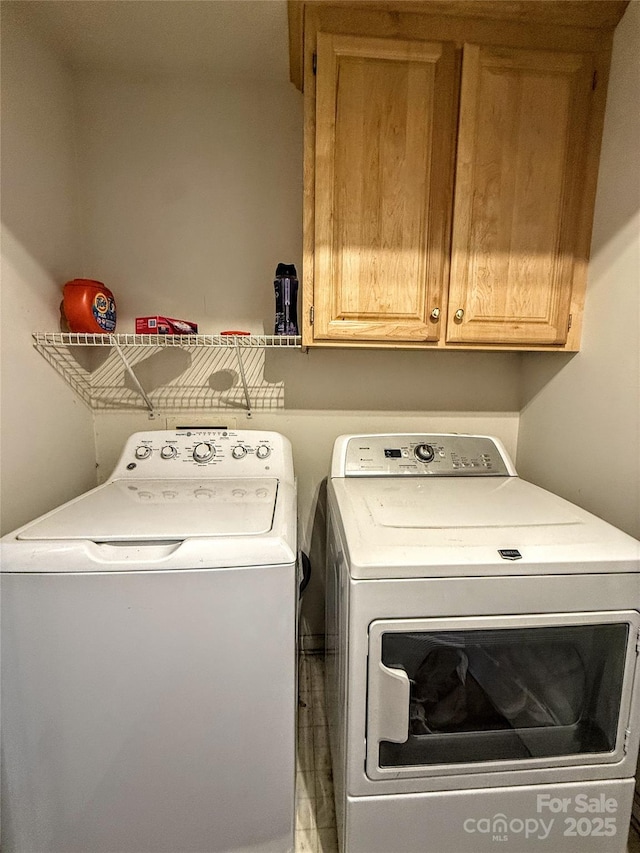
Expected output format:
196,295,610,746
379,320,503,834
233,339,252,418
112,338,157,418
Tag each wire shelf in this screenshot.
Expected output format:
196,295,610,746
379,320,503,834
33,333,302,348
33,333,303,417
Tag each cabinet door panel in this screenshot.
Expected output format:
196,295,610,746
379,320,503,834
447,44,592,345
314,34,456,342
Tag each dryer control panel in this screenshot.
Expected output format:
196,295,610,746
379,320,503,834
334,434,515,477
110,429,294,481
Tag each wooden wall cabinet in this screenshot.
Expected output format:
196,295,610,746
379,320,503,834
290,1,627,350
314,33,457,343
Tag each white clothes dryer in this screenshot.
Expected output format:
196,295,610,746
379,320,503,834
326,433,640,853
1,428,298,853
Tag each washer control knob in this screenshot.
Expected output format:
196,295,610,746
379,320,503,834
232,445,247,459
160,445,177,459
256,445,271,460
135,445,152,460
414,443,435,463
192,442,214,463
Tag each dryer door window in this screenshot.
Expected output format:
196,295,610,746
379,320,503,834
366,611,640,781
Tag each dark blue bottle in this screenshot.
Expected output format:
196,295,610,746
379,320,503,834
274,263,299,336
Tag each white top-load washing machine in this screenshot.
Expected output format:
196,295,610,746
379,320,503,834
1,428,297,853
326,433,640,853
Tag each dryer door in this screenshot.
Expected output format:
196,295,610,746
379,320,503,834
366,611,640,782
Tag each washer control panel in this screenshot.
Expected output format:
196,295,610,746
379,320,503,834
339,434,513,477
111,429,293,480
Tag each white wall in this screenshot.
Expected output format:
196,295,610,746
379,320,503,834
0,6,96,536
73,73,304,333
517,1,640,541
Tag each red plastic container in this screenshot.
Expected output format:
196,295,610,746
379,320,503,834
62,280,116,333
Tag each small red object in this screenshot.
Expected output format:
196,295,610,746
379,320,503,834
136,316,198,335
220,330,251,335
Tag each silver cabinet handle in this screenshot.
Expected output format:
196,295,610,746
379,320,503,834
430,308,440,321
454,309,465,321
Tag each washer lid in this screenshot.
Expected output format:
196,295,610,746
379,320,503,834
17,478,279,542
331,477,640,577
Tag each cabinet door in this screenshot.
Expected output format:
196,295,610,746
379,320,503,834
313,34,457,343
447,44,593,346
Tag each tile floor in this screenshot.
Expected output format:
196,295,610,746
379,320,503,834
297,652,640,853
296,653,338,853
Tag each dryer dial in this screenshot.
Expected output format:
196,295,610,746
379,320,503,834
135,445,152,460
160,445,177,460
192,442,214,463
256,445,271,460
414,443,435,463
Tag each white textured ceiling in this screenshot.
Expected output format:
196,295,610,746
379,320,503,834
9,0,290,82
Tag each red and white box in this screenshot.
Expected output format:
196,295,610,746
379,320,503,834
136,316,198,335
